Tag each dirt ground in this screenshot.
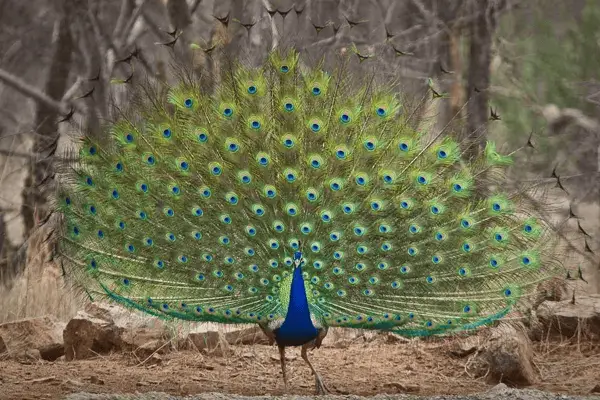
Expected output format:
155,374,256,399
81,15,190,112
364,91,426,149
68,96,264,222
1,335,599,400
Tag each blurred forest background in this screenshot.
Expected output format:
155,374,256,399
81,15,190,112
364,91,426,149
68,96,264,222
0,0,598,323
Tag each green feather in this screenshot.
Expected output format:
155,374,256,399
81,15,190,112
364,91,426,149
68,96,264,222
56,48,563,336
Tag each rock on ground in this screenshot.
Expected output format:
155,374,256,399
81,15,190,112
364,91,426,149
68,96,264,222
537,295,600,340
0,334,7,356
0,316,65,361
63,310,124,361
453,323,536,387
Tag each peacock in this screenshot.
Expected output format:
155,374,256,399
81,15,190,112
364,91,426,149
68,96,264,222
55,47,563,394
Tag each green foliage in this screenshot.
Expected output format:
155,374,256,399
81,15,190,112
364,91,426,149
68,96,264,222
492,0,600,158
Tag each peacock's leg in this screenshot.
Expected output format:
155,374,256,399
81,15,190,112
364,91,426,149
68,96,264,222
278,345,288,389
301,343,329,395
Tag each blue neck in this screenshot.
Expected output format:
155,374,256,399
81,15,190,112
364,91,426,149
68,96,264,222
277,265,318,344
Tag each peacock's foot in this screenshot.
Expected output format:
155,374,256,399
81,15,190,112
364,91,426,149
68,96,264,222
314,373,329,395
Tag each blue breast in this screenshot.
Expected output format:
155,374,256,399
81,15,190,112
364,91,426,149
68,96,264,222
274,263,318,346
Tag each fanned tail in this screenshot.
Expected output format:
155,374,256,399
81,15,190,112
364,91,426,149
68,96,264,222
56,46,564,334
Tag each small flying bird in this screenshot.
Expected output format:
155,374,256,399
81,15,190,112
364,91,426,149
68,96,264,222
85,69,101,81
568,205,578,220
351,44,373,63
214,12,230,27
295,3,306,16
583,239,594,254
393,46,414,57
343,15,367,28
384,27,395,41
577,221,591,237
116,47,139,64
440,63,454,74
311,21,329,34
489,107,501,121
75,87,95,100
526,131,535,149
233,18,256,33
577,265,588,284
555,176,568,194
58,107,75,123
164,27,178,38
426,78,448,99
157,36,179,48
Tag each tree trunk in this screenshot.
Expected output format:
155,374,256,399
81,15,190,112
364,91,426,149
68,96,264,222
20,2,74,237
465,0,499,159
435,0,465,135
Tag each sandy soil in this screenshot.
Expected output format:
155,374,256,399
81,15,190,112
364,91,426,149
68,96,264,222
1,335,599,400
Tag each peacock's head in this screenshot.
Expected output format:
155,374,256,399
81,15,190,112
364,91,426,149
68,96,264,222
293,251,305,269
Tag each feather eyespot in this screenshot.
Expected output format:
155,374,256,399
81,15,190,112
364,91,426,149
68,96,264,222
355,174,368,186
209,162,222,175
228,142,239,152
198,132,208,142
376,107,387,117
364,139,376,151
286,204,298,217
306,189,318,202
263,185,277,198
226,192,238,205
309,155,323,169
200,187,211,198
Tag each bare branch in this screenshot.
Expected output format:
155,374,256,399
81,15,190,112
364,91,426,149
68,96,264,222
121,0,150,45
262,0,279,51
408,0,451,35
0,68,70,115
61,76,84,102
190,0,203,14
114,0,135,39
141,8,167,41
